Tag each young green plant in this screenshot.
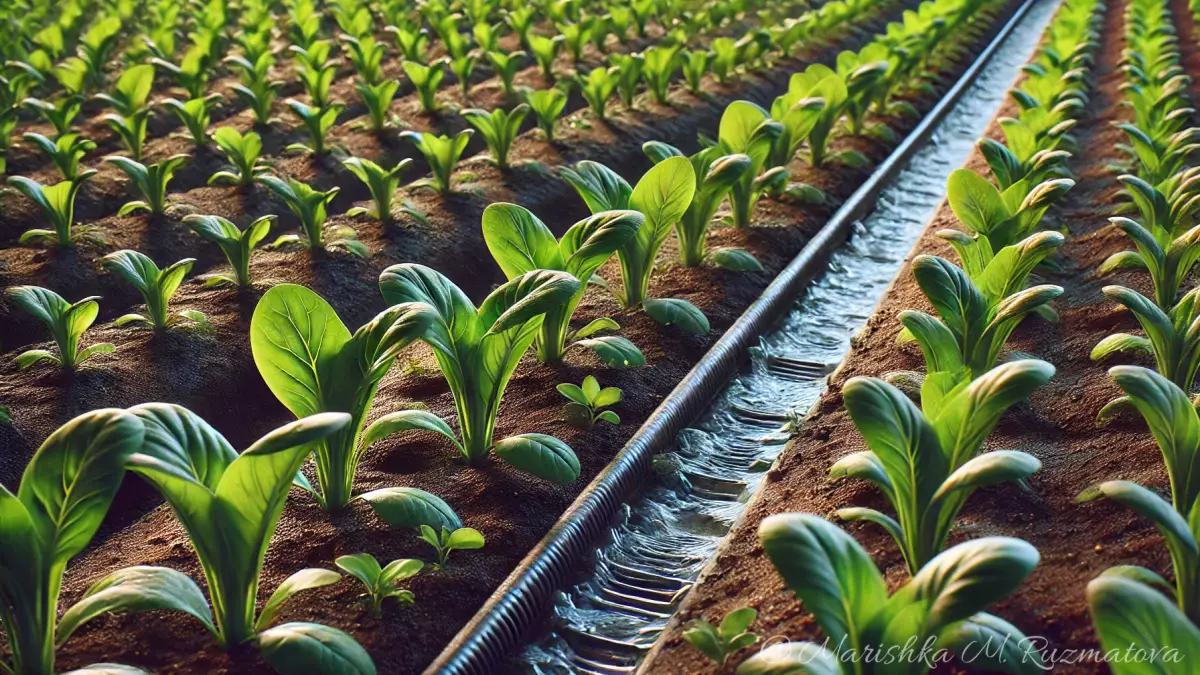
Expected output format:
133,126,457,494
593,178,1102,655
258,175,364,255
251,283,435,511
463,104,529,169
210,127,269,187
482,202,646,365
0,408,145,675
105,154,189,216
682,608,758,666
22,132,94,181
525,87,568,142
343,157,412,223
6,285,114,369
335,554,422,618
643,141,755,267
95,64,155,161
101,250,207,330
557,375,622,429
401,129,473,194
375,263,583,481
8,171,99,247
830,360,1053,572
58,405,377,675
182,214,275,289
737,514,1043,674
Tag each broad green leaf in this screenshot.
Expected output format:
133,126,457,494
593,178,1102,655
20,408,143,567
359,487,462,531
57,565,215,644
758,513,886,646
711,248,763,271
445,527,485,550
258,622,377,675
939,612,1044,674
718,607,756,641
629,156,696,232
576,336,646,367
644,298,709,334
250,284,353,418
335,553,382,589
1088,576,1200,675
492,433,580,483
481,203,562,278
947,169,1007,235
256,568,342,631
362,410,463,454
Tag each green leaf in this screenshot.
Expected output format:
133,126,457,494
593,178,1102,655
445,527,485,551
932,451,1041,503
362,410,463,455
335,553,382,590
643,298,709,334
630,156,696,233
889,537,1039,631
576,336,646,368
570,317,620,340
718,607,756,642
560,161,632,213
758,513,886,645
947,169,1007,235
1088,576,1200,675
592,387,622,408
258,622,377,675
596,410,620,425
256,568,342,631
493,433,581,483
359,487,463,531
939,612,1044,674
481,203,562,278
557,383,590,406
711,248,763,271
20,408,144,568
682,620,724,663
58,565,215,644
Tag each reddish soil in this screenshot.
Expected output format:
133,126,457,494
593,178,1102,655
640,1,1197,673
0,2,1013,674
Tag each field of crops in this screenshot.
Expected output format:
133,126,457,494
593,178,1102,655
2,0,1198,672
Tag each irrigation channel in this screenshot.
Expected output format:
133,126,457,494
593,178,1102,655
508,1,1062,672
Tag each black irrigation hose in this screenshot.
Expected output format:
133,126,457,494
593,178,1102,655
425,0,1041,671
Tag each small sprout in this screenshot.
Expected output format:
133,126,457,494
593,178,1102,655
682,607,759,665
357,80,400,132
558,376,622,429
343,157,412,223
23,96,82,136
210,127,268,187
105,154,190,216
163,95,221,147
231,79,281,126
417,525,485,567
463,104,529,169
528,34,563,80
6,285,114,370
578,67,618,121
449,54,477,102
101,250,207,331
258,175,364,256
487,50,525,98
95,64,155,160
9,171,100,248
525,87,568,142
403,60,444,113
335,553,423,619
286,100,342,157
401,129,473,194
183,214,275,289
22,131,95,181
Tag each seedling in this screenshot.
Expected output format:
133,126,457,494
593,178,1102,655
682,607,758,665
286,100,342,156
210,127,269,187
558,376,622,428
525,87,568,142
252,284,434,511
335,554,422,618
258,175,364,256
463,104,529,169
101,250,207,330
401,129,473,194
343,157,412,222
9,171,100,247
105,154,189,216
376,263,583,481
182,214,275,289
23,132,94,181
6,285,114,369
96,64,155,160
418,525,485,566
482,203,646,365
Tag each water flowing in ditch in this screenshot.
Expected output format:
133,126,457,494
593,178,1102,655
515,2,1060,672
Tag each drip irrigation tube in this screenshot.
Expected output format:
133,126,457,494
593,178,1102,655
425,1,1043,672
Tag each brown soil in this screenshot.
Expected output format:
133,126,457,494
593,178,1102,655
0,2,1013,674
640,1,1196,673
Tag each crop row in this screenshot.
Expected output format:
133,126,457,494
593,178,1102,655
671,0,1200,672
0,0,1015,673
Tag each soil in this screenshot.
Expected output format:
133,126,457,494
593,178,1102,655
0,2,1014,674
638,0,1199,673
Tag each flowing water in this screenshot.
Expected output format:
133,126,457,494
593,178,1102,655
514,2,1060,672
